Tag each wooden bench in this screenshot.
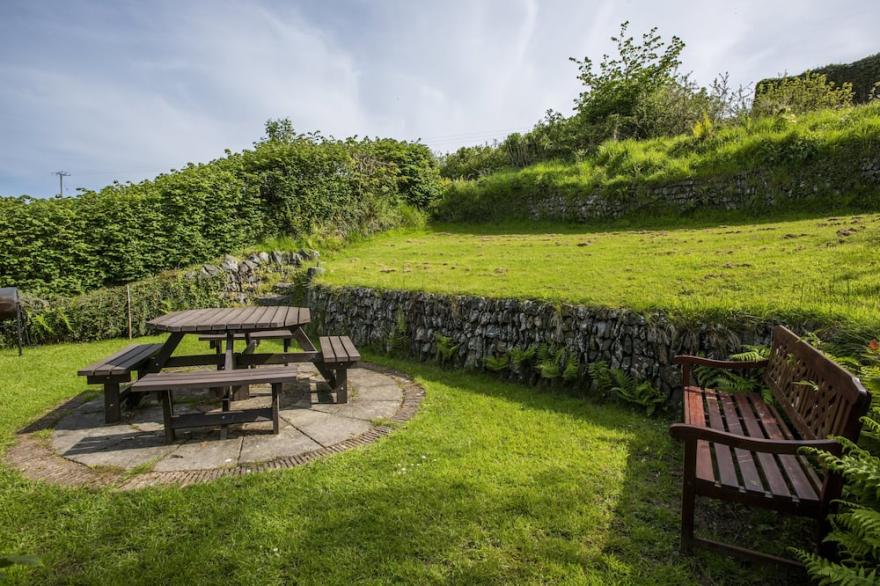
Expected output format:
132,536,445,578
316,336,360,404
130,367,299,443
199,329,294,352
669,325,870,566
78,343,163,423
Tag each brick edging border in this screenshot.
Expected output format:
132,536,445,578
4,363,425,490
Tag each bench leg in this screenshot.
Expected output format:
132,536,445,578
336,368,349,404
219,389,232,441
161,390,176,443
104,382,122,424
680,441,697,555
126,370,147,410
271,383,281,434
315,363,336,388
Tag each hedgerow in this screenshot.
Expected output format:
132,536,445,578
0,123,440,296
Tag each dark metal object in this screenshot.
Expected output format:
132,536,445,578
669,325,870,567
0,287,23,356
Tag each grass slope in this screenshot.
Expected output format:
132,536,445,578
436,102,880,222
0,339,807,584
317,212,880,330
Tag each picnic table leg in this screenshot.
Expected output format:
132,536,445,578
336,368,349,404
161,390,176,443
227,332,250,401
104,381,122,424
221,331,235,440
151,332,184,372
271,383,281,434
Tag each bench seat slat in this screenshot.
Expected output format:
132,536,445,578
340,336,361,362
319,337,337,363
319,336,359,364
735,394,791,498
717,391,765,495
329,336,348,363
131,367,299,392
684,387,715,484
751,399,819,502
78,343,162,377
703,389,739,489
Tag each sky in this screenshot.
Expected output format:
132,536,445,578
0,0,877,197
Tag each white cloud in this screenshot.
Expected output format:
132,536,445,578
1,0,878,195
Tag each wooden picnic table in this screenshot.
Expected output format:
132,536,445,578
80,305,360,435
147,306,319,400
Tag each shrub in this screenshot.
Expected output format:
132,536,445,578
440,145,509,180
752,72,854,117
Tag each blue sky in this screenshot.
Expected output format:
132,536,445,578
1,0,877,197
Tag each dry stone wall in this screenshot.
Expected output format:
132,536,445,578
307,285,793,401
529,161,880,222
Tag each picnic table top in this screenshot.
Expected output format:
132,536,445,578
148,306,310,333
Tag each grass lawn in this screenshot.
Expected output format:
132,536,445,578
0,338,809,584
317,211,880,329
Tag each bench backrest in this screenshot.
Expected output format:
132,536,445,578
764,326,870,441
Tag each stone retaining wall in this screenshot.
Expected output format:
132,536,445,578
528,160,880,222
307,285,793,400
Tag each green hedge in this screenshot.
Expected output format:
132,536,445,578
757,53,880,104
0,136,440,296
434,103,880,222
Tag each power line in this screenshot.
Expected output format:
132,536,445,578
51,171,70,196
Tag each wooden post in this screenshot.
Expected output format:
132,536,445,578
126,285,133,340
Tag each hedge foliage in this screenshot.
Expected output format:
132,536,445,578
0,129,440,296
434,102,880,222
757,52,880,104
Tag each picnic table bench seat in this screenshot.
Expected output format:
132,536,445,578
669,325,870,567
316,336,360,404
77,343,163,423
131,367,299,442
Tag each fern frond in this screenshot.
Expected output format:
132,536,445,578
795,549,879,586
729,344,770,362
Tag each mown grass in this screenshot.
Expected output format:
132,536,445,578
436,102,880,222
318,211,880,330
0,338,809,584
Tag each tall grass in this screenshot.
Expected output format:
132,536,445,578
435,102,880,222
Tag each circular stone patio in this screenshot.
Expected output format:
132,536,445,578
7,363,424,489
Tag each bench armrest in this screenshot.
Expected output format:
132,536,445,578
669,423,841,456
674,355,769,387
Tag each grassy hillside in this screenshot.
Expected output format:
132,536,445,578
317,211,880,330
435,102,880,222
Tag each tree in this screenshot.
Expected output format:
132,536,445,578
569,21,685,145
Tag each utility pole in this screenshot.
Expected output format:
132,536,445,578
52,171,70,196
